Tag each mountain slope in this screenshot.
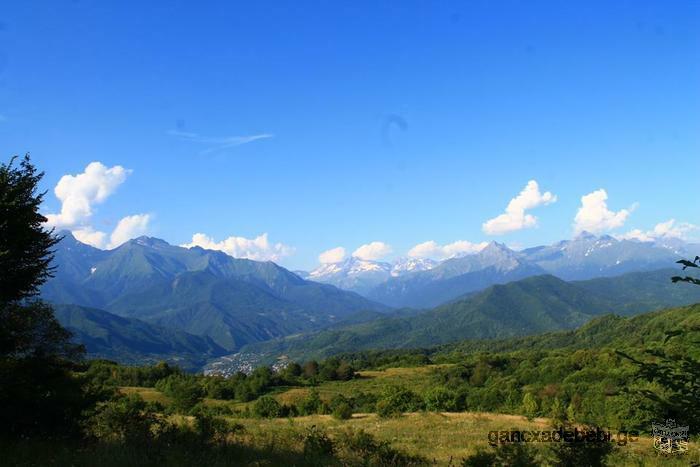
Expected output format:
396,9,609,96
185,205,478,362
53,304,226,370
367,242,546,308
236,269,700,363
43,233,387,351
521,232,685,280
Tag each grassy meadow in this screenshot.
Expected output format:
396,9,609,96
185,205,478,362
118,363,700,466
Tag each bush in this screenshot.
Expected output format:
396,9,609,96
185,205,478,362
302,425,334,460
336,428,428,465
300,389,325,415
155,375,204,413
252,396,281,419
424,387,460,412
376,386,424,418
87,394,166,444
332,402,353,420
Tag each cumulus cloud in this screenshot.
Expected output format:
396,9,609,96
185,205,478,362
618,219,698,242
72,227,108,249
408,240,488,260
482,180,557,235
352,241,392,261
319,246,346,264
109,214,151,248
573,189,632,235
182,232,294,262
44,162,130,228
70,215,152,249
43,162,152,249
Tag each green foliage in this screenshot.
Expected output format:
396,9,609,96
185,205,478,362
252,396,281,419
331,401,353,420
462,443,541,467
376,386,424,418
245,269,700,362
335,428,428,465
299,389,325,415
87,394,165,444
0,155,90,439
548,423,615,467
0,154,59,302
522,393,539,420
424,387,459,412
155,374,204,413
302,425,334,461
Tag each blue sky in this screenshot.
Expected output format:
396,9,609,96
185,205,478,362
1,1,698,269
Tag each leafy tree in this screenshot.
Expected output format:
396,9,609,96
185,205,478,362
0,154,59,303
252,396,281,418
616,259,700,434
303,360,319,379
424,387,459,412
331,401,353,420
548,423,614,467
376,386,424,418
88,394,165,444
521,393,539,420
0,155,87,438
550,397,566,423
300,389,324,415
155,375,204,413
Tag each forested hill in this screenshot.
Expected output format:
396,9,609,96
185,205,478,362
237,269,700,364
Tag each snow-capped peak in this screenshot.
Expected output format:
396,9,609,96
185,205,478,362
390,257,438,277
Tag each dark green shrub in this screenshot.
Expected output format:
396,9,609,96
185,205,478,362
376,386,424,418
302,425,334,460
252,396,281,419
155,375,204,413
332,402,353,420
424,387,459,412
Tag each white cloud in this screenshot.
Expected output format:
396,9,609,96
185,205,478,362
44,162,153,249
108,214,151,248
482,180,557,235
182,232,294,262
352,241,392,261
70,214,152,249
573,189,632,235
319,246,346,264
72,227,108,248
408,240,488,260
618,219,697,242
45,162,130,228
168,130,273,155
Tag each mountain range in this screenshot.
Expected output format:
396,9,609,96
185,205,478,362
43,232,386,352
231,268,700,365
304,233,696,308
43,231,699,370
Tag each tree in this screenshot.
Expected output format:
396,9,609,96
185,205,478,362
252,396,281,419
616,258,700,434
522,393,539,420
0,154,59,303
0,154,87,438
155,375,204,413
303,360,319,379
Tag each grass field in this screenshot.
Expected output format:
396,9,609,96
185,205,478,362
226,412,698,465
118,362,700,466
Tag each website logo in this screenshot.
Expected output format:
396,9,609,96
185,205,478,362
652,419,689,455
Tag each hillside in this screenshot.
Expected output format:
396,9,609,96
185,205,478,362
53,304,226,370
236,269,700,364
42,233,386,351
